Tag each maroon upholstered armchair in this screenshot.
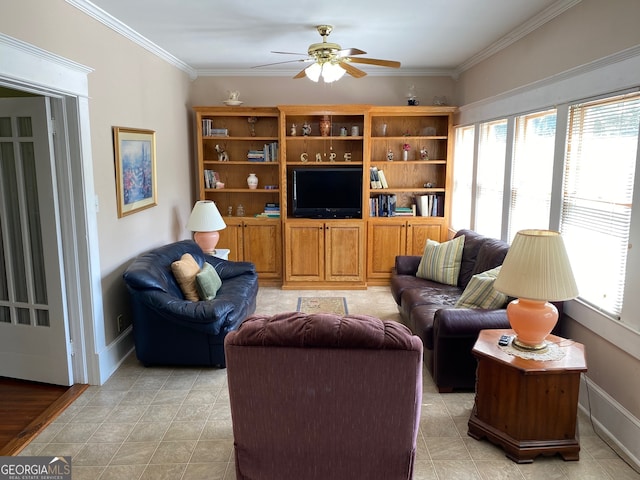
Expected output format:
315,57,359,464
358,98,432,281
224,312,423,480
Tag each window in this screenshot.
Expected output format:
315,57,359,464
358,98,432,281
451,126,475,231
475,120,507,238
561,93,640,317
508,110,556,242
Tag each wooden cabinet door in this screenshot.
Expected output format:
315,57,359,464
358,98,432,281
366,221,407,280
325,222,365,282
216,220,243,262
242,218,282,280
406,223,441,256
284,221,324,282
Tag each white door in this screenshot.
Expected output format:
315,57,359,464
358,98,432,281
0,97,73,386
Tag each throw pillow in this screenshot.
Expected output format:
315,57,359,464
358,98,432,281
416,235,465,286
455,266,508,309
171,253,200,301
196,262,223,301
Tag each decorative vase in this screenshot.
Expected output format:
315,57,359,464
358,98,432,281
402,150,408,161
247,173,258,189
319,115,331,137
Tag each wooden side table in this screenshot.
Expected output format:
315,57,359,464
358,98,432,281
468,329,587,463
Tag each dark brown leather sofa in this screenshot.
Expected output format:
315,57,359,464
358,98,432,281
391,229,511,392
391,229,564,393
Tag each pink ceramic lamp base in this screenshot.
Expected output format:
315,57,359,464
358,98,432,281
193,231,220,255
506,298,558,351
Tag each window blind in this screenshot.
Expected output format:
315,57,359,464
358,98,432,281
475,120,507,239
508,110,556,242
451,126,475,231
561,93,640,317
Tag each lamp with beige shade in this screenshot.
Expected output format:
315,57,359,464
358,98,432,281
493,229,579,351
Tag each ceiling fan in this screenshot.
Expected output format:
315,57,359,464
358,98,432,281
253,25,401,82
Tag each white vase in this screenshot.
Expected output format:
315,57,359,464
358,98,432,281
247,173,258,189
402,150,408,161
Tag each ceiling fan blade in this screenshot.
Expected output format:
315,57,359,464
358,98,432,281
337,48,366,57
338,61,367,78
252,58,312,68
271,50,308,56
347,57,401,68
293,68,308,79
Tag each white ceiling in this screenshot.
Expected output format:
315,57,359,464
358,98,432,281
72,0,579,77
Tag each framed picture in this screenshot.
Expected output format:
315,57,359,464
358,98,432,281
113,126,157,218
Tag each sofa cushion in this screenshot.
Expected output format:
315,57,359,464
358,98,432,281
471,238,510,277
196,262,222,301
455,266,508,309
171,253,200,301
416,235,465,286
399,282,462,323
455,229,488,289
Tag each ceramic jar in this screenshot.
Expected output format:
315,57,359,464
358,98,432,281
247,173,258,189
319,115,331,137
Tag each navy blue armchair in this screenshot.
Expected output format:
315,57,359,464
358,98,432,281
123,240,258,367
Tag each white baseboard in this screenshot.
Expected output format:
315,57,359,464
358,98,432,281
579,374,640,472
94,327,135,385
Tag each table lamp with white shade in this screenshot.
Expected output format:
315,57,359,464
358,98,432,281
186,200,226,254
493,229,579,351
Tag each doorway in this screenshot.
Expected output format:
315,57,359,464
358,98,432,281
0,33,102,386
0,96,74,386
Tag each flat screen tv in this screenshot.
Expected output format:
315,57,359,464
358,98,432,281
292,167,363,219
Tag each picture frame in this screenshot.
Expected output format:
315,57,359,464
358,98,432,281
113,126,157,218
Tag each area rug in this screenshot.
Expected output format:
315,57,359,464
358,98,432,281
297,297,348,315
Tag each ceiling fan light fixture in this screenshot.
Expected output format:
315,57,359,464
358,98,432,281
305,62,322,82
322,62,346,82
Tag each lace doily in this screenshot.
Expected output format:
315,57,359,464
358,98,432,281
499,340,566,361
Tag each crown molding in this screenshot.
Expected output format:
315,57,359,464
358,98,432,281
455,0,582,75
0,33,93,96
65,0,197,79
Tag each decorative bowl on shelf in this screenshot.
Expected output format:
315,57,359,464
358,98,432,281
224,100,243,106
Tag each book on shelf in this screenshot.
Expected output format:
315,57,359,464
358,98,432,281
201,119,228,137
203,170,221,189
246,142,279,162
369,167,382,189
256,202,280,217
416,194,444,217
377,169,389,189
370,193,397,217
395,207,414,217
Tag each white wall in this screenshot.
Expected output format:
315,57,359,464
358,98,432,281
189,75,455,108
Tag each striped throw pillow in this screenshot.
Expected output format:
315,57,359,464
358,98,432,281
455,266,508,309
416,235,465,286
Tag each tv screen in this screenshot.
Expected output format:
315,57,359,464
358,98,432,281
292,167,363,218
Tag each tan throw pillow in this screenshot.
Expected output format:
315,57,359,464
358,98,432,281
416,235,465,286
455,266,508,309
171,253,200,301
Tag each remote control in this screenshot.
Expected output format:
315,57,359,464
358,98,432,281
498,335,511,346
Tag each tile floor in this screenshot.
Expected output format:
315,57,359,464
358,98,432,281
19,287,640,479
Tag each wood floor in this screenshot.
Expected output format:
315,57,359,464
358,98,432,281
0,377,88,456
